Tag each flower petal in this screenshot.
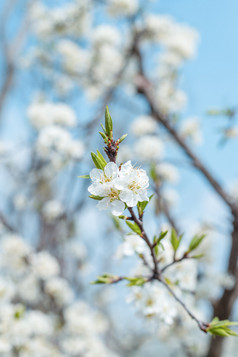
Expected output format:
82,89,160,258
110,200,125,216
104,162,118,179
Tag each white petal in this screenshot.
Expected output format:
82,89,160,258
119,190,138,207
138,190,149,202
90,168,103,182
97,197,110,211
114,177,128,190
110,200,125,216
104,162,118,179
120,161,133,176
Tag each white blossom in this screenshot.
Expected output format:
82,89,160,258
130,115,157,136
134,135,164,161
28,102,77,129
43,200,64,222
107,0,138,17
115,233,147,259
31,252,60,279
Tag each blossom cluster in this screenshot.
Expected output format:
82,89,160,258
88,161,149,216
27,101,84,170
0,233,118,357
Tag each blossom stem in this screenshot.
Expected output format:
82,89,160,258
159,278,209,333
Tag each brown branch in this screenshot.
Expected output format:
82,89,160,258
127,206,209,333
132,40,238,356
133,41,236,214
159,278,208,332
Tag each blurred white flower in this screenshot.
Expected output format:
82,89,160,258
31,252,60,279
28,102,77,129
134,135,164,161
107,0,138,17
45,277,74,306
130,115,157,136
43,200,64,222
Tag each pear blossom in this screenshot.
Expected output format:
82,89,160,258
114,161,149,207
88,161,150,214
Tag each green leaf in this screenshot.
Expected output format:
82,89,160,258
96,150,107,167
126,221,142,235
78,174,90,179
99,131,108,142
105,106,113,138
91,152,104,169
100,123,106,133
89,195,104,200
153,231,168,256
91,151,107,170
126,277,147,287
137,195,154,217
91,273,120,285
206,317,238,337
188,234,206,252
118,134,128,144
112,216,121,231
171,228,183,252
150,163,157,182
190,254,204,259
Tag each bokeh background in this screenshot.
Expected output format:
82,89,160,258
0,1,238,356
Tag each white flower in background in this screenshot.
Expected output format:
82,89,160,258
134,135,164,161
0,235,31,272
28,102,77,129
25,311,54,336
156,163,179,184
0,278,15,302
36,125,84,161
57,40,89,74
158,50,184,70
127,283,177,324
130,115,157,136
164,24,199,60
92,25,121,47
0,339,11,354
180,117,203,145
31,252,60,279
144,14,174,43
18,274,41,304
43,200,64,222
45,277,74,306
107,0,138,17
114,161,149,207
156,81,187,115
115,233,147,259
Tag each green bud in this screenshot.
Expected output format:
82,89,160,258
126,221,141,235
118,134,128,144
105,106,113,139
89,195,104,200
